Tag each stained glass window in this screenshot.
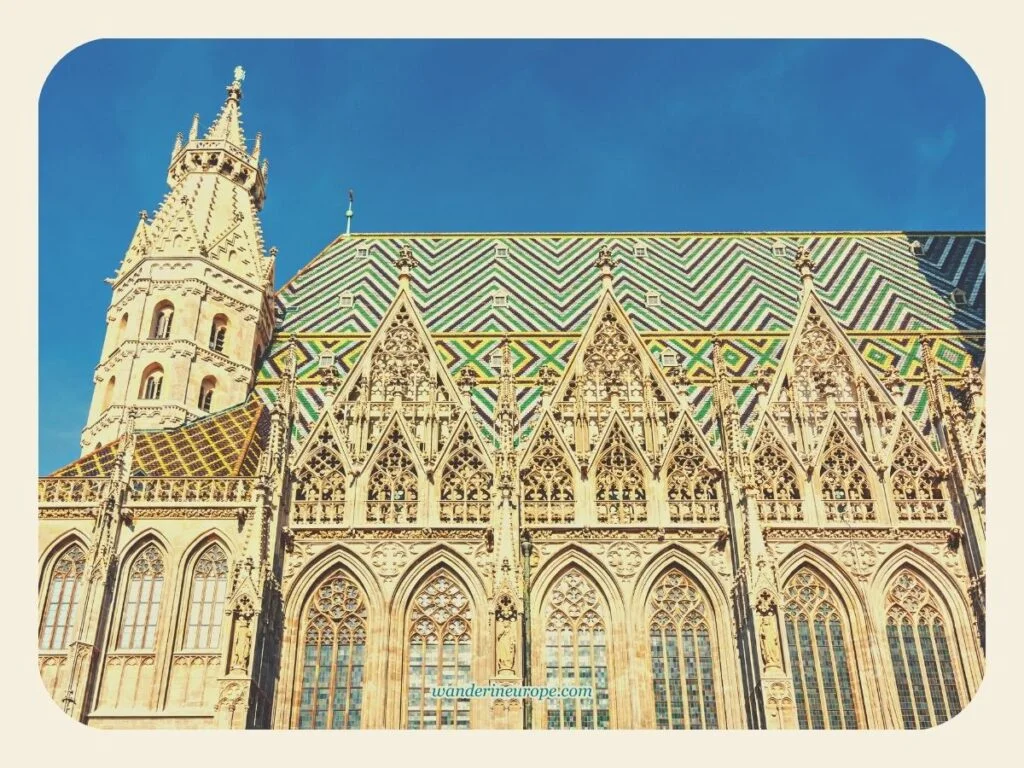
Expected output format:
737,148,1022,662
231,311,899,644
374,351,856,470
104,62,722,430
648,568,719,728
885,570,963,728
782,568,859,729
543,568,611,729
297,571,367,729
407,571,472,729
118,544,165,650
183,545,228,650
39,544,86,651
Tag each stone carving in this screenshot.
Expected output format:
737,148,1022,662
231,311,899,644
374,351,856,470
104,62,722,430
369,542,408,580
495,594,517,676
605,541,643,578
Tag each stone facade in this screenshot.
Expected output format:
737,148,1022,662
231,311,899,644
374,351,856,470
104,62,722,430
38,70,986,730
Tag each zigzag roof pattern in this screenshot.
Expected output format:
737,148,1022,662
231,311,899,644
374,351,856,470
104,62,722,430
274,232,984,334
52,399,270,478
255,231,984,449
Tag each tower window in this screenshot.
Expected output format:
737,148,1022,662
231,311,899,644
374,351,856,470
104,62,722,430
151,300,175,340
102,376,117,411
198,376,217,412
209,314,228,353
339,292,355,308
140,364,164,400
117,313,129,344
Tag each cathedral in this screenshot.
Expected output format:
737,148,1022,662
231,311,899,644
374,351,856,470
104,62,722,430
37,69,986,730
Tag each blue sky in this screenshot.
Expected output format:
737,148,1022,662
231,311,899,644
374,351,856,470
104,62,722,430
38,39,984,472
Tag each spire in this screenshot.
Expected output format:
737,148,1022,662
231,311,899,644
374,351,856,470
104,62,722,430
495,336,519,455
203,66,248,151
595,246,616,289
345,189,355,236
396,244,417,289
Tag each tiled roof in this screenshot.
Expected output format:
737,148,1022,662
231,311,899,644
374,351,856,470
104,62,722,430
51,399,270,478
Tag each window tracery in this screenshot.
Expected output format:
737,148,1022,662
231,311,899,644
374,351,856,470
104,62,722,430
782,569,859,729
885,570,963,728
752,429,802,522
368,305,432,402
39,543,86,651
890,428,948,522
819,424,874,522
293,426,348,525
140,364,164,400
664,421,721,524
439,423,492,524
366,425,419,524
151,301,175,340
407,572,472,729
543,568,610,729
593,420,647,524
183,544,228,651
118,544,165,651
297,571,367,729
648,569,719,729
522,420,575,524
791,306,856,404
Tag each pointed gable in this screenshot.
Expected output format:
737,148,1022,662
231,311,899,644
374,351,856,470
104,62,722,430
662,412,724,524
364,412,422,524
815,415,878,522
330,288,468,467
755,290,898,460
437,413,495,524
549,288,679,457
520,412,577,525
591,412,650,524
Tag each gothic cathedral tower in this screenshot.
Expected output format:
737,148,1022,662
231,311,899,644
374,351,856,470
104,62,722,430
81,67,276,454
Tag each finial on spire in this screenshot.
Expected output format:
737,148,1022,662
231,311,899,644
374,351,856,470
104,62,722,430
345,189,355,237
794,245,815,291
596,247,617,288
172,132,183,157
234,65,246,83
396,245,418,288
138,210,148,222
252,131,262,162
226,66,245,103
261,158,269,181
189,113,200,141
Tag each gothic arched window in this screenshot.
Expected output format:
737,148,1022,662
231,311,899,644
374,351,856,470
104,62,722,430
366,425,419,524
782,568,860,729
752,430,803,522
818,425,874,522
118,544,165,650
439,423,492,524
297,571,368,729
593,421,647,524
198,376,217,412
183,544,228,650
648,569,719,729
890,429,948,522
407,571,472,729
664,421,721,524
543,568,611,729
102,376,117,411
151,300,175,340
39,543,86,651
140,364,164,400
885,569,964,728
521,420,575,524
209,314,228,353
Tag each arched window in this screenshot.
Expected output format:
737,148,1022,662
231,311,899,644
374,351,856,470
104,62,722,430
593,420,647,524
140,364,163,400
39,543,86,651
183,545,228,650
209,314,228,353
407,571,472,729
648,568,719,729
885,569,964,728
366,425,419,524
297,570,368,729
664,420,721,523
117,544,165,650
254,343,264,369
150,300,175,340
752,430,803,522
198,376,217,412
438,422,493,524
818,424,874,522
117,313,129,344
543,568,610,729
521,419,575,524
891,429,948,522
782,568,859,729
102,376,117,411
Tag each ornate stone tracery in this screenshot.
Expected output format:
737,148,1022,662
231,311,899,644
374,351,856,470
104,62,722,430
366,423,419,524
890,425,948,523
439,421,493,524
521,417,575,524
593,419,648,524
752,427,803,522
664,418,722,524
818,421,875,522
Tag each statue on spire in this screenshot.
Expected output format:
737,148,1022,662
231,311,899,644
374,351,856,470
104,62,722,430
234,65,246,83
